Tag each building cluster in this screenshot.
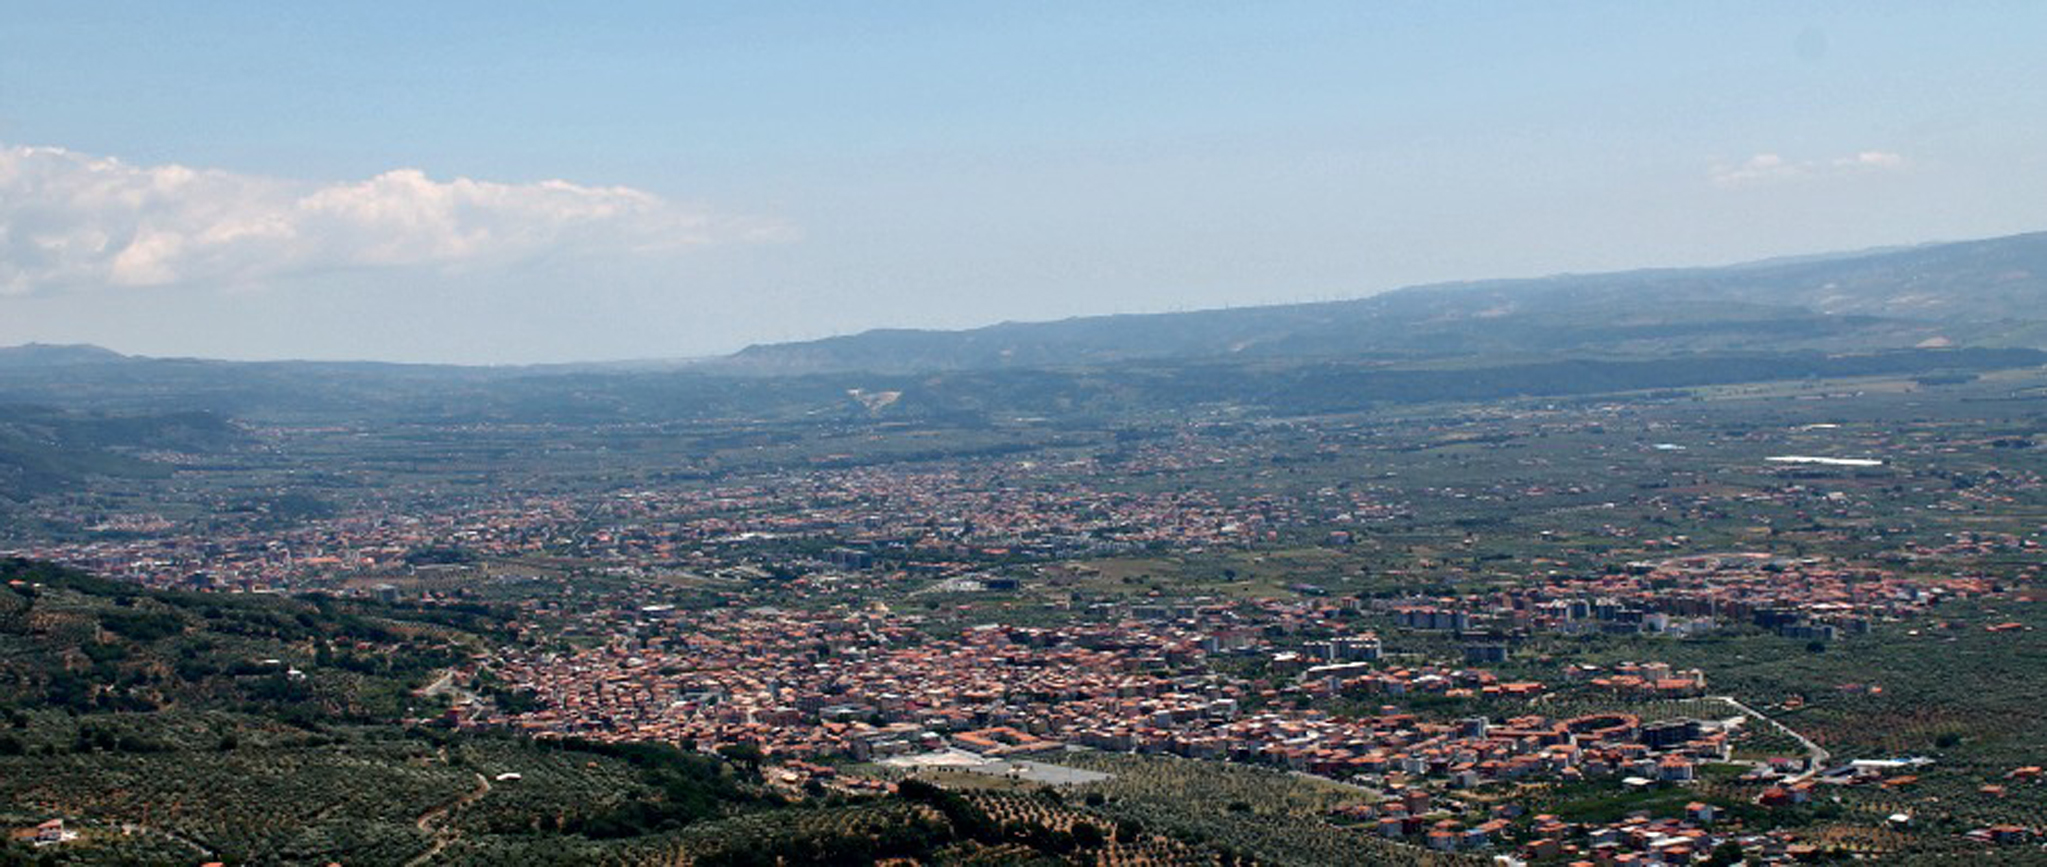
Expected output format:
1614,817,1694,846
5,449,1352,592
468,595,1796,820
1368,551,1994,649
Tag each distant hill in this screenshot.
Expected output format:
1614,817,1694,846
725,231,2047,374
2,230,2044,429
0,406,247,502
0,343,130,368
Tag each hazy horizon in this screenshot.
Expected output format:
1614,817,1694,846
0,229,2029,367
5,2,2045,364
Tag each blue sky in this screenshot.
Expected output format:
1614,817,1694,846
3,2,2044,362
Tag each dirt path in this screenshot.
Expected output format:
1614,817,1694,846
404,771,492,867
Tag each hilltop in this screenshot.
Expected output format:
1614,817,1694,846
726,231,2047,374
0,344,130,369
0,230,2043,440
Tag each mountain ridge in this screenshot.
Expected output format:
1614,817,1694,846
7,230,2043,375
723,230,2047,374
0,231,2041,435
0,343,132,368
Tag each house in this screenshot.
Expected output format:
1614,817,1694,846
1427,828,1459,851
1462,825,1492,848
1987,825,2031,844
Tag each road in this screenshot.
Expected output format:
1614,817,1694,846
1531,690,1830,782
416,668,483,707
404,771,492,867
1706,694,1830,782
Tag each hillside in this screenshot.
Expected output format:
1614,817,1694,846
0,345,131,369
0,560,1255,866
0,406,247,502
0,558,757,864
1,231,2043,436
726,231,2047,374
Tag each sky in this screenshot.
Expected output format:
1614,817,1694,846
2,2,2044,364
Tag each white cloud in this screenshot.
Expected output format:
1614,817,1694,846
0,144,786,294
1711,150,1908,187
1834,150,1906,170
1711,152,1797,186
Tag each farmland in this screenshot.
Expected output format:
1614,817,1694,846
0,359,2043,864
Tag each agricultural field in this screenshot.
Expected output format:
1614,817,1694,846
1058,752,1480,866
2,365,2044,864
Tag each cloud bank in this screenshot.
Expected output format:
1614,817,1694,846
1711,150,1908,187
0,145,783,294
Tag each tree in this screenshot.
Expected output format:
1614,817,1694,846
1072,821,1105,849
718,742,765,772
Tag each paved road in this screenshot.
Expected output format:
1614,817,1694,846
1531,691,1830,782
1707,694,1830,782
417,668,483,707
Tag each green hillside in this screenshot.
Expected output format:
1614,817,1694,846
0,559,752,865
0,560,1247,866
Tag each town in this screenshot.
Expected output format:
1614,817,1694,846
4,380,2043,864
